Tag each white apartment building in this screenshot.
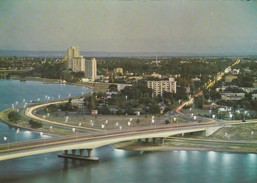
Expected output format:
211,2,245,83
85,58,97,81
147,78,177,97
66,46,85,72
72,56,85,72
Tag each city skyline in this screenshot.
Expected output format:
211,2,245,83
0,1,256,55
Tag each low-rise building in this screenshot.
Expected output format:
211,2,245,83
221,93,245,101
114,68,124,75
252,94,257,100
225,74,238,83
147,78,176,97
116,84,132,92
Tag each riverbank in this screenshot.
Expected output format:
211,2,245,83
114,139,257,154
10,76,110,93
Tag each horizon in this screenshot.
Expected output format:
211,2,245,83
0,1,256,55
1,49,257,58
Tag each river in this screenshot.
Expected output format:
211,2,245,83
0,80,257,183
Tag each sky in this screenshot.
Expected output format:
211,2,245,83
0,0,256,54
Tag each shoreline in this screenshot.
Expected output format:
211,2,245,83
114,141,257,154
0,78,95,135
2,77,257,155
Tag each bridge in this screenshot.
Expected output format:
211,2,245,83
0,123,221,161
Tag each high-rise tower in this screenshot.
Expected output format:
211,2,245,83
65,46,85,73
85,58,97,81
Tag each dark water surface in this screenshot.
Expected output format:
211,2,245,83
0,80,257,183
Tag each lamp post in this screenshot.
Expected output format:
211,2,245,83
4,136,9,150
128,121,131,130
193,115,197,125
101,124,106,135
225,132,228,145
151,118,156,130
16,128,20,142
251,131,254,141
173,117,177,127
78,123,82,134
90,120,94,127
40,132,45,145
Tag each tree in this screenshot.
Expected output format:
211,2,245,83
97,106,111,115
88,95,97,110
194,95,204,109
45,104,58,113
8,111,21,123
29,119,42,128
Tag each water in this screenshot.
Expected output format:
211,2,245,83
1,80,257,183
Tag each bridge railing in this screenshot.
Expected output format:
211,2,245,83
0,122,219,155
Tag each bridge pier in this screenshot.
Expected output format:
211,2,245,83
72,149,76,155
79,149,84,156
87,149,92,157
152,138,156,143
145,138,149,143
159,138,165,145
58,149,99,161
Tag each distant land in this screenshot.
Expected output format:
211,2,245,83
0,50,256,58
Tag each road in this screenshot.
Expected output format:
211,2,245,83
0,122,217,155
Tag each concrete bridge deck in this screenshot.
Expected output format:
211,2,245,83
0,123,221,161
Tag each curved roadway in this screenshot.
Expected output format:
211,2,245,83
25,100,102,132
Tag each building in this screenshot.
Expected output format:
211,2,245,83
71,56,85,73
85,58,97,81
225,74,238,83
221,93,245,101
116,84,132,91
147,78,176,97
114,68,123,75
65,46,85,73
252,94,257,100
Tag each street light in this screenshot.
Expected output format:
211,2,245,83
151,118,156,130
101,124,106,135
251,131,254,141
65,116,69,123
128,121,131,130
225,132,228,144
4,136,9,150
115,122,119,129
16,128,20,142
